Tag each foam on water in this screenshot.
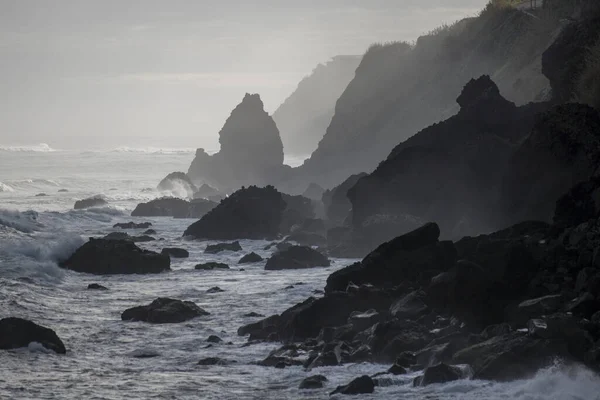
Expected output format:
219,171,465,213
0,181,15,192
0,143,56,152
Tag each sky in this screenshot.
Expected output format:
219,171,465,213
0,0,487,151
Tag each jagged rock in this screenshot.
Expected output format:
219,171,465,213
389,290,429,320
302,183,326,201
74,196,107,209
184,186,286,240
87,283,108,290
506,294,564,327
238,252,263,264
121,298,209,323
204,241,242,254
348,309,380,332
132,197,216,218
195,262,229,270
330,375,375,396
542,17,600,103
413,363,463,387
157,172,197,197
60,238,170,275
299,374,328,390
0,317,66,354
265,246,330,270
113,222,152,229
161,248,189,258
501,104,600,224
187,94,285,191
325,222,454,293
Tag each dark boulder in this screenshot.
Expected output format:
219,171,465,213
239,252,263,264
60,238,170,275
161,248,190,258
330,375,375,396
74,196,107,209
0,317,66,354
265,246,330,270
198,357,233,366
554,176,600,228
132,197,216,218
299,374,327,390
207,286,225,294
157,172,196,197
144,229,157,235
413,363,463,387
87,283,108,290
103,232,130,241
195,262,230,270
113,222,152,229
206,335,223,343
130,235,155,243
205,241,242,254
184,186,286,240
121,298,209,323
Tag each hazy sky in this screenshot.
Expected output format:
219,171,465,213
0,0,487,150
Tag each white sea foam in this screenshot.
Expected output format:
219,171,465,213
112,146,197,155
0,181,15,192
0,209,41,233
0,143,56,152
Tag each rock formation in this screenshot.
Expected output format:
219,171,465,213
0,317,66,354
187,94,286,191
74,196,107,209
264,246,330,270
272,55,361,156
121,298,209,323
131,197,216,218
157,172,197,198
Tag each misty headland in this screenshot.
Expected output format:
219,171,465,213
2,0,600,399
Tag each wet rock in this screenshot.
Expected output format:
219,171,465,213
388,362,408,375
413,363,462,387
132,197,216,218
207,286,225,293
103,232,130,241
184,186,287,240
265,246,330,270
389,290,429,320
330,375,375,396
61,238,170,275
130,235,155,243
113,222,152,229
348,309,380,332
0,317,66,354
87,283,108,290
507,294,565,327
198,357,233,366
121,298,209,323
238,252,263,264
207,335,223,343
143,229,157,235
161,248,190,258
195,262,230,270
204,241,242,254
299,374,327,390
157,172,196,197
74,196,107,209
243,312,265,318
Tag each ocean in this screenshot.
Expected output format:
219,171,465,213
1,144,599,400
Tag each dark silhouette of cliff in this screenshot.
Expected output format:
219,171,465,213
272,56,361,156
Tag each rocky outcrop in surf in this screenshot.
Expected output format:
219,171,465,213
74,196,107,209
0,317,66,354
157,172,197,198
131,197,216,218
187,94,287,191
121,298,209,323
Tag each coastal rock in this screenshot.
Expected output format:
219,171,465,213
161,248,189,258
553,176,600,228
206,335,222,343
265,246,330,270
322,173,367,227
205,241,242,254
184,186,286,240
60,238,170,275
74,196,107,209
206,286,225,294
239,252,263,264
157,172,197,197
330,375,375,396
87,283,108,290
121,298,209,323
413,363,463,387
285,232,327,247
280,194,316,235
132,197,216,218
197,357,233,366
195,262,230,270
113,222,152,229
0,317,66,354
187,94,285,191
193,183,221,200
299,374,328,390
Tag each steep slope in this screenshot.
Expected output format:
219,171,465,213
272,55,361,157
294,6,562,188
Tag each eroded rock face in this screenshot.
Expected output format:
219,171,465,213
0,317,66,354
265,246,330,270
60,238,170,275
121,298,209,323
74,196,107,209
132,197,217,218
187,94,285,191
183,186,286,240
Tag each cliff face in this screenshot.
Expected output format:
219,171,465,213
187,94,286,192
294,7,561,188
272,56,361,157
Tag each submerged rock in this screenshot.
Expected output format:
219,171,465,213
184,186,286,240
0,317,66,354
74,196,107,209
161,248,190,258
413,363,463,387
330,375,375,396
265,246,330,270
197,357,234,366
205,241,242,254
60,238,170,275
195,262,230,270
121,298,209,323
87,283,108,290
238,252,263,264
299,374,328,390
206,286,225,294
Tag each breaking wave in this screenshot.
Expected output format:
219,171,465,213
0,143,56,152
